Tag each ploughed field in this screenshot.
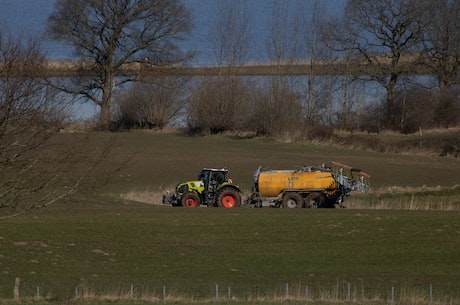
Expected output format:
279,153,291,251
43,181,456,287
1,131,459,304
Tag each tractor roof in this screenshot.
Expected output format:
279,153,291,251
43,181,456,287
201,168,228,172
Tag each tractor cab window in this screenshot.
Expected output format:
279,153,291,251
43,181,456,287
207,170,226,192
211,171,226,185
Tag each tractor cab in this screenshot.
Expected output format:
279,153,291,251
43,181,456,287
199,168,228,193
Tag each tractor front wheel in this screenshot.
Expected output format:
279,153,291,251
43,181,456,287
216,188,241,208
181,192,201,208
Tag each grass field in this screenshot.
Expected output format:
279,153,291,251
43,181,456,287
75,130,460,192
1,131,459,305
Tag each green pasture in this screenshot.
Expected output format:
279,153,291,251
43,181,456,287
2,206,460,304
1,131,460,304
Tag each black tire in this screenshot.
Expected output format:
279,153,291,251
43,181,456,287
216,187,241,208
181,192,201,208
305,192,326,208
282,192,304,208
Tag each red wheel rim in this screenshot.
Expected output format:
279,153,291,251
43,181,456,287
185,198,197,207
221,195,236,208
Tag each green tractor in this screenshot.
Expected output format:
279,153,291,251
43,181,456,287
162,168,242,208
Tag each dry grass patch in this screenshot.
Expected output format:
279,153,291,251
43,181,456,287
120,186,175,205
347,185,460,210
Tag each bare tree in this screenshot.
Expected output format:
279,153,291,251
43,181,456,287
248,80,304,137
0,29,77,218
47,0,192,130
186,0,252,134
0,28,128,219
266,0,304,68
115,77,187,129
304,0,325,126
325,0,425,130
419,0,460,129
393,85,438,133
335,78,369,131
433,88,460,128
318,20,369,131
420,0,460,95
294,0,342,129
187,77,252,134
261,0,308,135
211,0,251,69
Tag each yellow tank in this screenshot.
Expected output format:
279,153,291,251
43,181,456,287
257,169,337,197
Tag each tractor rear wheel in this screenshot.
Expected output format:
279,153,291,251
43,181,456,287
181,192,201,208
216,188,241,208
282,192,303,208
305,192,325,208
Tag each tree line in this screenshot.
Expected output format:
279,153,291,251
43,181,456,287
113,0,459,135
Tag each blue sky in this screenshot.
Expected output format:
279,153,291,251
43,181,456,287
0,0,346,63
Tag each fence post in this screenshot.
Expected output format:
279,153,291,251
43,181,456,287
36,286,40,299
215,283,219,300
14,278,20,301
228,286,231,299
391,286,395,303
130,283,134,299
347,282,351,301
305,285,309,301
429,284,433,303
163,285,166,300
285,281,289,299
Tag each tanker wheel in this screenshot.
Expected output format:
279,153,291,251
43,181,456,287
282,192,304,208
181,192,201,208
217,188,241,208
305,192,325,208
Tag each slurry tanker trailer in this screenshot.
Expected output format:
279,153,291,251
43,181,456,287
247,161,370,208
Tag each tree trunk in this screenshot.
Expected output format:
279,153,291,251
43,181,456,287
385,73,398,130
98,71,113,130
98,101,111,130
